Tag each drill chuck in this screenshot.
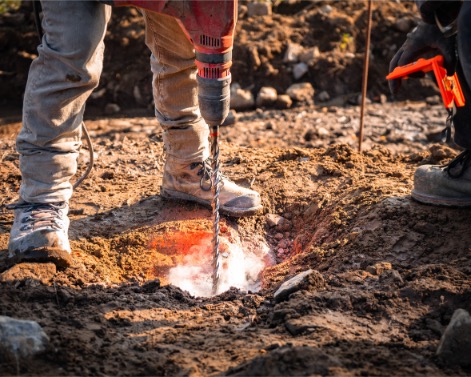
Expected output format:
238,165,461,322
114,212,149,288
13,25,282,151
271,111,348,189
197,75,231,127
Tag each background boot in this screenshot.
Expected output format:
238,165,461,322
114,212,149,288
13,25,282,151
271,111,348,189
161,158,262,217
412,150,471,206
8,201,72,268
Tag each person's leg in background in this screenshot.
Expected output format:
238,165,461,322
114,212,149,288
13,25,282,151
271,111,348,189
412,1,471,206
142,11,262,217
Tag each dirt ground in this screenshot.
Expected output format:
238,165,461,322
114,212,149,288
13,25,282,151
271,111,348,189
1,1,471,376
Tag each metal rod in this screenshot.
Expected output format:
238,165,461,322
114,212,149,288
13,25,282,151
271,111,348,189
210,124,221,295
358,0,373,152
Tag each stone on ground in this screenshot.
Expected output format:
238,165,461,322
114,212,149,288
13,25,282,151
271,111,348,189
274,269,325,302
437,309,471,367
0,316,49,360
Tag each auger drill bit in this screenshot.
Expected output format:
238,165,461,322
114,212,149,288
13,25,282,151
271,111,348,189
210,125,222,295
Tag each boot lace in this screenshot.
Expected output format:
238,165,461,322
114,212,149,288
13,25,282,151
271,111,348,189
7,202,66,232
189,159,227,192
445,149,471,178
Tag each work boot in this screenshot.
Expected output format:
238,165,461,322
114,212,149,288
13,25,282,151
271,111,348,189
412,150,471,206
161,158,263,217
7,201,72,268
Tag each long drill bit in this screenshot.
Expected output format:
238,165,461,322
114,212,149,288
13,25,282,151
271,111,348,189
211,124,221,295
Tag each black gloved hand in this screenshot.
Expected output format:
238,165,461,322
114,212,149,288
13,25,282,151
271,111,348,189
388,21,457,95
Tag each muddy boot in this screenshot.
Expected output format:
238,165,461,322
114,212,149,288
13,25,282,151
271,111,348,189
161,158,262,217
7,201,72,268
412,150,471,206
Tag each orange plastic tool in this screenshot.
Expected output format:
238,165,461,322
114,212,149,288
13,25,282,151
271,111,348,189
386,55,465,108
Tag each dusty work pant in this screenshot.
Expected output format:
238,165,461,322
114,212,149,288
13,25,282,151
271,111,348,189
17,0,209,203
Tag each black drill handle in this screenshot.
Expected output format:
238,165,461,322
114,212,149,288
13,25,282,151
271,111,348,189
197,75,231,127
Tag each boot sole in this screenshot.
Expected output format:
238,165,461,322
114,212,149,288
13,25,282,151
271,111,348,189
160,187,263,217
411,190,471,207
7,247,73,269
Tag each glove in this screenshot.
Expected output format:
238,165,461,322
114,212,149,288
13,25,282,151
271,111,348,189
388,21,457,95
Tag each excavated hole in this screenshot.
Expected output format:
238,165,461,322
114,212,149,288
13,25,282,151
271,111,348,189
148,220,275,297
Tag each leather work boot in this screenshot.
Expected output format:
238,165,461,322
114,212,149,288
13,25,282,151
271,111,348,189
7,201,72,268
161,159,263,217
412,150,471,206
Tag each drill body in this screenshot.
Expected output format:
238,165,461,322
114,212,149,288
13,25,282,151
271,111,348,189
111,0,237,126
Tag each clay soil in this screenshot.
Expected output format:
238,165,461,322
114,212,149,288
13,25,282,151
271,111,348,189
1,1,471,376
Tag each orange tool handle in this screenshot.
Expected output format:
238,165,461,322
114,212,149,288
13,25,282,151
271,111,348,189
386,55,465,109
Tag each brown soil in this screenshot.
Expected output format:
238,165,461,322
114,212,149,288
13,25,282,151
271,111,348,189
1,1,471,376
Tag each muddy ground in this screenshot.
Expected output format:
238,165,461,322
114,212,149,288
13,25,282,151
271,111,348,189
1,0,471,376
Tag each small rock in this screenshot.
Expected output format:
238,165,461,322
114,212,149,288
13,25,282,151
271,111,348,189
247,1,272,17
285,319,318,336
274,233,284,241
283,43,303,63
394,17,414,32
356,94,371,105
379,269,404,286
299,47,320,65
222,109,237,126
266,213,284,227
104,103,120,115
317,90,330,102
275,94,293,109
256,86,278,107
286,83,315,104
274,270,325,302
0,316,49,360
426,95,441,105
230,83,255,110
293,62,309,80
0,263,56,285
437,309,471,367
320,4,333,14
248,46,261,68
366,261,392,276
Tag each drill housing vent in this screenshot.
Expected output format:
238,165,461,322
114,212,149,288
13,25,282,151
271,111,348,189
200,34,221,48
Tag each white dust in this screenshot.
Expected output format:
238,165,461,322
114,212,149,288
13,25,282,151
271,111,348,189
167,234,273,297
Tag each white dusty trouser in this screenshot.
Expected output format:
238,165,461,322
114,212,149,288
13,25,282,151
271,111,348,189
17,0,209,204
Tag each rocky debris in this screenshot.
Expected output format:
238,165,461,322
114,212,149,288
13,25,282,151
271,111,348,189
293,62,309,80
104,103,121,115
394,17,415,33
247,1,272,17
366,261,392,276
275,94,292,109
0,263,56,285
222,109,238,127
274,269,325,302
299,47,320,65
230,83,255,110
286,83,315,104
256,86,278,108
266,213,285,228
317,90,330,102
436,309,471,367
0,316,49,360
227,345,343,376
283,43,303,63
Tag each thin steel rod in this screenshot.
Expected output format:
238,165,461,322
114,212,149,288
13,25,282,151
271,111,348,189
210,124,221,295
358,0,373,152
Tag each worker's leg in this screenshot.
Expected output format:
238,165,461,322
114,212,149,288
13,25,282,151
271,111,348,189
411,0,471,207
142,12,262,216
8,0,111,266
